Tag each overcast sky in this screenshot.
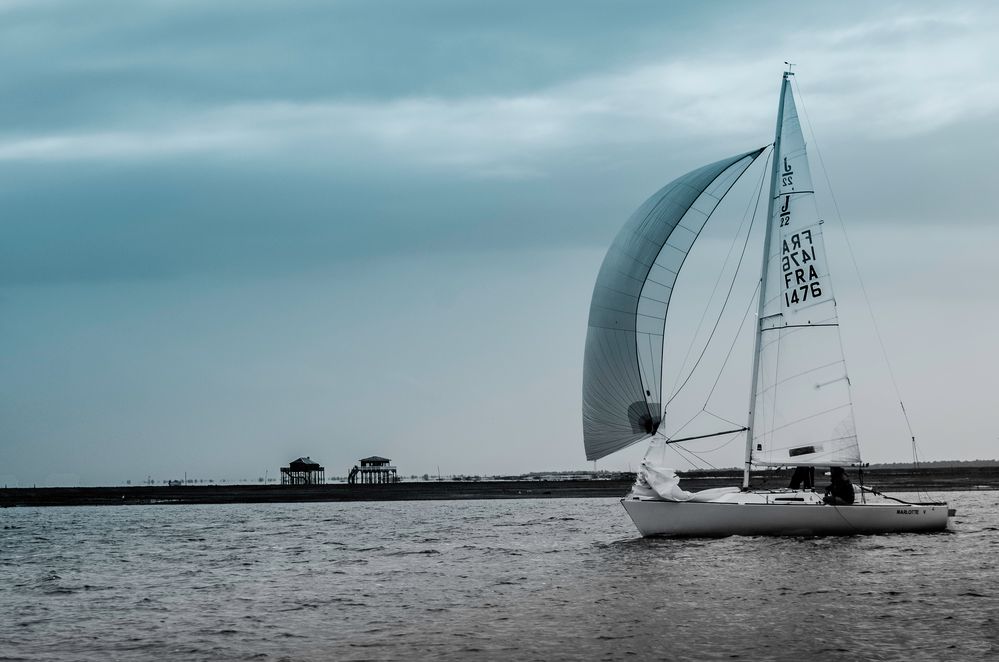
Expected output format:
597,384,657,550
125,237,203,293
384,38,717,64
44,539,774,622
2,0,997,486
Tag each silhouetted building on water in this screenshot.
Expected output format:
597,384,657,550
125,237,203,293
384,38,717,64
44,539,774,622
280,457,325,485
348,456,398,484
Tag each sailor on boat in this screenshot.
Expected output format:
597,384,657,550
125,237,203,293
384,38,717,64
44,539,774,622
787,466,815,490
822,467,855,506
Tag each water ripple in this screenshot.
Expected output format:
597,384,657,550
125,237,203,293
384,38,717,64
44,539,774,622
0,494,996,660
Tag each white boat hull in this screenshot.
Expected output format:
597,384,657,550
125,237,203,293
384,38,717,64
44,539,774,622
622,493,950,537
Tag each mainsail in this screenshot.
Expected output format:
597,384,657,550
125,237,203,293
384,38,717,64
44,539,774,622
749,76,861,467
583,148,765,461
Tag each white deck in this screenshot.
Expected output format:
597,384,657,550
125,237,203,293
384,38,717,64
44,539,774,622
621,489,951,537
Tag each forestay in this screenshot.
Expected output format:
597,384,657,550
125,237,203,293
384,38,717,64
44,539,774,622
583,148,764,461
750,79,861,467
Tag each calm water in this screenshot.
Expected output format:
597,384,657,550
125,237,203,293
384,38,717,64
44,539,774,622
1,492,997,661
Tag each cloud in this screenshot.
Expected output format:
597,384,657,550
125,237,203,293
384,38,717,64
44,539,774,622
1,6,996,179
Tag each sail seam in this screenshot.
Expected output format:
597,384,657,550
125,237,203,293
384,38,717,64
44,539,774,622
763,402,852,434
756,359,846,394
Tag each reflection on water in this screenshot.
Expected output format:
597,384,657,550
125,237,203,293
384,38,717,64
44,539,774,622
1,493,996,660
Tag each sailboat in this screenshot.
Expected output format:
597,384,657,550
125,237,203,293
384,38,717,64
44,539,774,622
582,70,951,536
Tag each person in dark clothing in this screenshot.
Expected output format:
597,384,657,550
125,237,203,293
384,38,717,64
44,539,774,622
788,465,815,489
823,466,855,505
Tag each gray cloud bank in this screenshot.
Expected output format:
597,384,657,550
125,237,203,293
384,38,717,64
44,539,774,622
2,2,997,286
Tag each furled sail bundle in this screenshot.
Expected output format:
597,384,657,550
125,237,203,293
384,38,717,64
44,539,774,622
582,148,765,461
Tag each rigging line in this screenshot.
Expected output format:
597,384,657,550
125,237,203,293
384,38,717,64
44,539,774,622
791,76,919,462
701,407,745,430
664,148,774,410
761,323,786,463
632,156,762,430
661,427,748,445
766,402,852,434
690,163,767,425
705,280,760,404
667,149,773,401
675,448,705,471
756,359,847,395
757,323,816,352
691,174,766,455
826,499,863,533
659,408,743,452
662,439,702,470
642,433,669,466
670,149,773,398
672,442,718,470
699,407,744,430
661,408,705,445
696,430,746,454
859,485,944,506
660,438,700,470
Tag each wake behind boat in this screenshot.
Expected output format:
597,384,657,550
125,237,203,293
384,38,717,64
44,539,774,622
582,69,951,537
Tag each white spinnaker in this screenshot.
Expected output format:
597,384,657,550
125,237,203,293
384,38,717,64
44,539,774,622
751,82,860,467
583,150,764,461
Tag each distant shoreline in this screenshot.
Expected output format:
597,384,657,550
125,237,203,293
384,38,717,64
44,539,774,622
2,466,997,507
1,480,636,508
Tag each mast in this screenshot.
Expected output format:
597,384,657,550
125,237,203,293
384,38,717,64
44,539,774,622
743,71,790,488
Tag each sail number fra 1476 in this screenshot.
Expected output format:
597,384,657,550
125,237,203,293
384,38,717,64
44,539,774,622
781,229,823,308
